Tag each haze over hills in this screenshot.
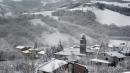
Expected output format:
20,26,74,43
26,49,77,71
0,0,130,49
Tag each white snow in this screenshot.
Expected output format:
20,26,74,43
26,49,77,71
90,59,110,64
55,51,85,56
105,51,126,58
92,8,130,26
16,45,25,49
38,51,45,55
55,47,86,56
30,19,47,26
22,50,30,54
109,39,130,47
92,1,130,8
70,6,130,26
38,58,67,72
122,0,130,1
123,71,130,73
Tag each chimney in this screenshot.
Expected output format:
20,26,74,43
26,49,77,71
80,33,86,54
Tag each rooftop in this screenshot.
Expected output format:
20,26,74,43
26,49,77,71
105,51,126,58
22,50,30,54
16,45,26,49
38,58,67,72
90,58,111,64
55,51,86,56
120,47,130,54
38,51,45,55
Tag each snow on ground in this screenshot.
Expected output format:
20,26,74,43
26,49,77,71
123,0,130,1
29,19,47,26
91,7,130,26
69,6,130,26
91,1,130,8
123,71,130,73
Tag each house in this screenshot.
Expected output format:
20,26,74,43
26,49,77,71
37,58,89,73
21,47,45,59
120,47,130,56
90,45,100,50
108,39,130,51
97,51,126,66
15,45,32,51
37,58,68,73
90,58,111,66
68,62,89,73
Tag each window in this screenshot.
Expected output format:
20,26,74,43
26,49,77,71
121,58,124,60
106,58,108,60
103,54,106,56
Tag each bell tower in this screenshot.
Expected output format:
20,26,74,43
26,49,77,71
80,33,86,54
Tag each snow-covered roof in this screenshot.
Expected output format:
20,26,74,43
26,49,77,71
55,46,95,56
90,45,100,50
90,59,111,64
28,48,39,51
16,46,25,49
86,49,95,53
55,47,85,56
64,47,80,52
105,51,126,58
120,48,130,54
38,51,45,55
38,59,67,72
55,51,85,56
22,50,30,54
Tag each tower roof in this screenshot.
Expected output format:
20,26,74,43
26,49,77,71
80,33,86,39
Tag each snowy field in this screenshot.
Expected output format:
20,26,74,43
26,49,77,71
91,1,130,8
69,6,130,26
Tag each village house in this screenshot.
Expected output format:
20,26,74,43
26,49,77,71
90,58,111,66
17,46,46,59
119,47,130,56
37,58,68,73
97,51,126,66
15,45,32,51
68,62,89,73
37,58,89,73
108,39,128,51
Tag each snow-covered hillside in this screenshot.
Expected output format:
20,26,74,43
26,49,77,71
90,7,130,26
29,18,78,46
92,1,130,8
69,6,130,26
